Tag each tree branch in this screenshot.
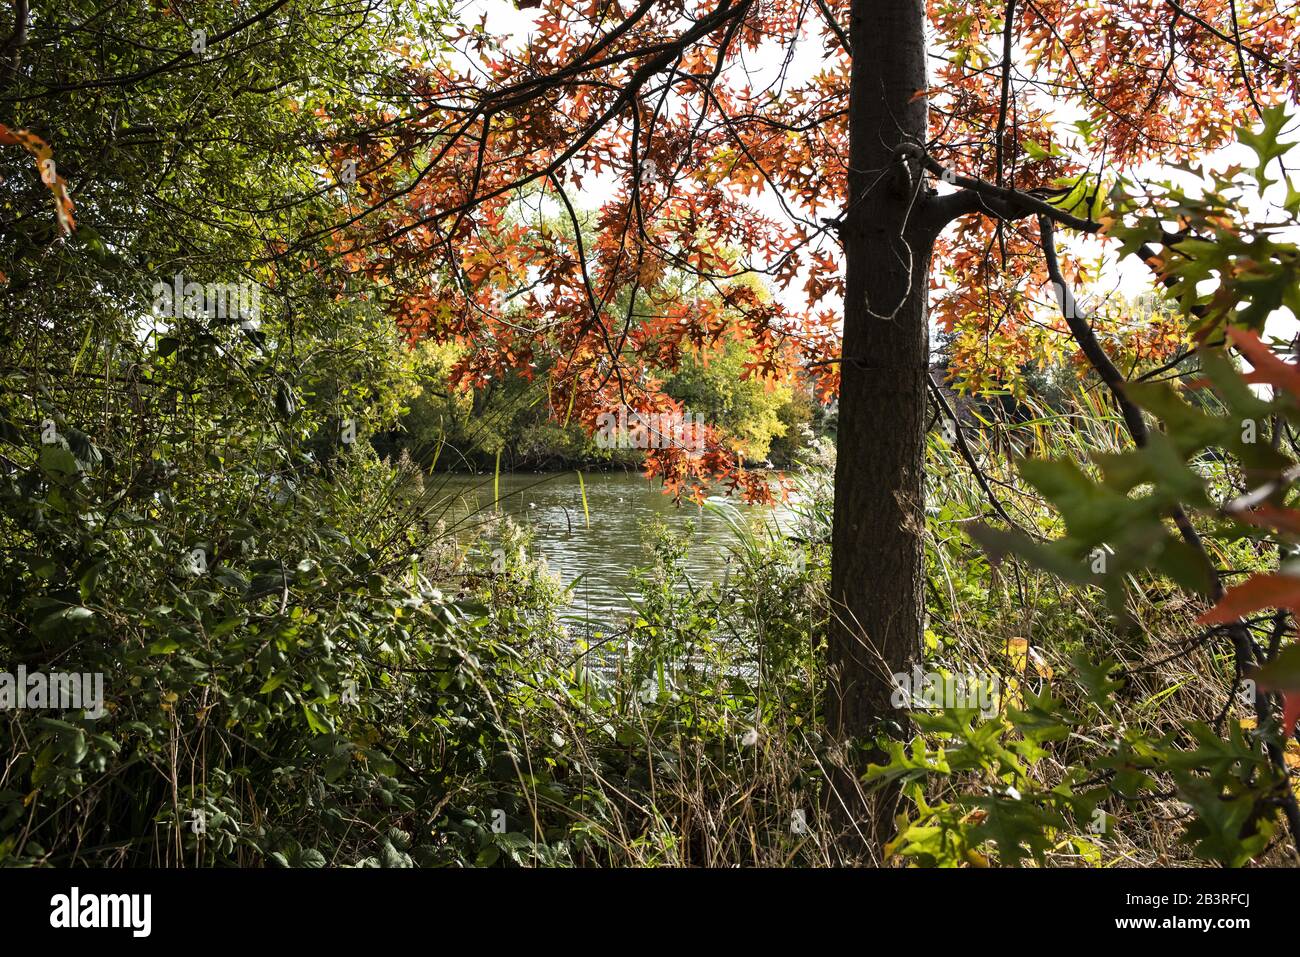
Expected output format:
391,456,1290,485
926,371,1031,536
915,151,1099,235
812,0,852,55
0,0,27,93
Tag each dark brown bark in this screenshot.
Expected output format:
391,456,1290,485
826,0,931,857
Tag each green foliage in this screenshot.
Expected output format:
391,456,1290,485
379,341,637,471
921,112,1300,867
0,0,468,866
1108,105,1300,335
662,339,798,462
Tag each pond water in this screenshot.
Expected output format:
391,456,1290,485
427,470,799,622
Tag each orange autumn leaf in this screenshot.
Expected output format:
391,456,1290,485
0,122,75,235
1226,326,1300,399
1234,505,1300,538
1285,694,1300,738
1198,573,1300,625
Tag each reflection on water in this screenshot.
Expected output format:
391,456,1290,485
427,470,795,621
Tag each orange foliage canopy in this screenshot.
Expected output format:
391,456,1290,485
324,0,1299,499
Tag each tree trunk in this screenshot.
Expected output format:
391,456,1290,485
827,0,931,858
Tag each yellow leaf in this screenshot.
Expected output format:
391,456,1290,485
1004,637,1028,674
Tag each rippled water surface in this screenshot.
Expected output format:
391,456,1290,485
429,470,798,621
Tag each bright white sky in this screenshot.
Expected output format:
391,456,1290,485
455,0,1300,352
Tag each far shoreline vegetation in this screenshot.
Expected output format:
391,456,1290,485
369,336,835,475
